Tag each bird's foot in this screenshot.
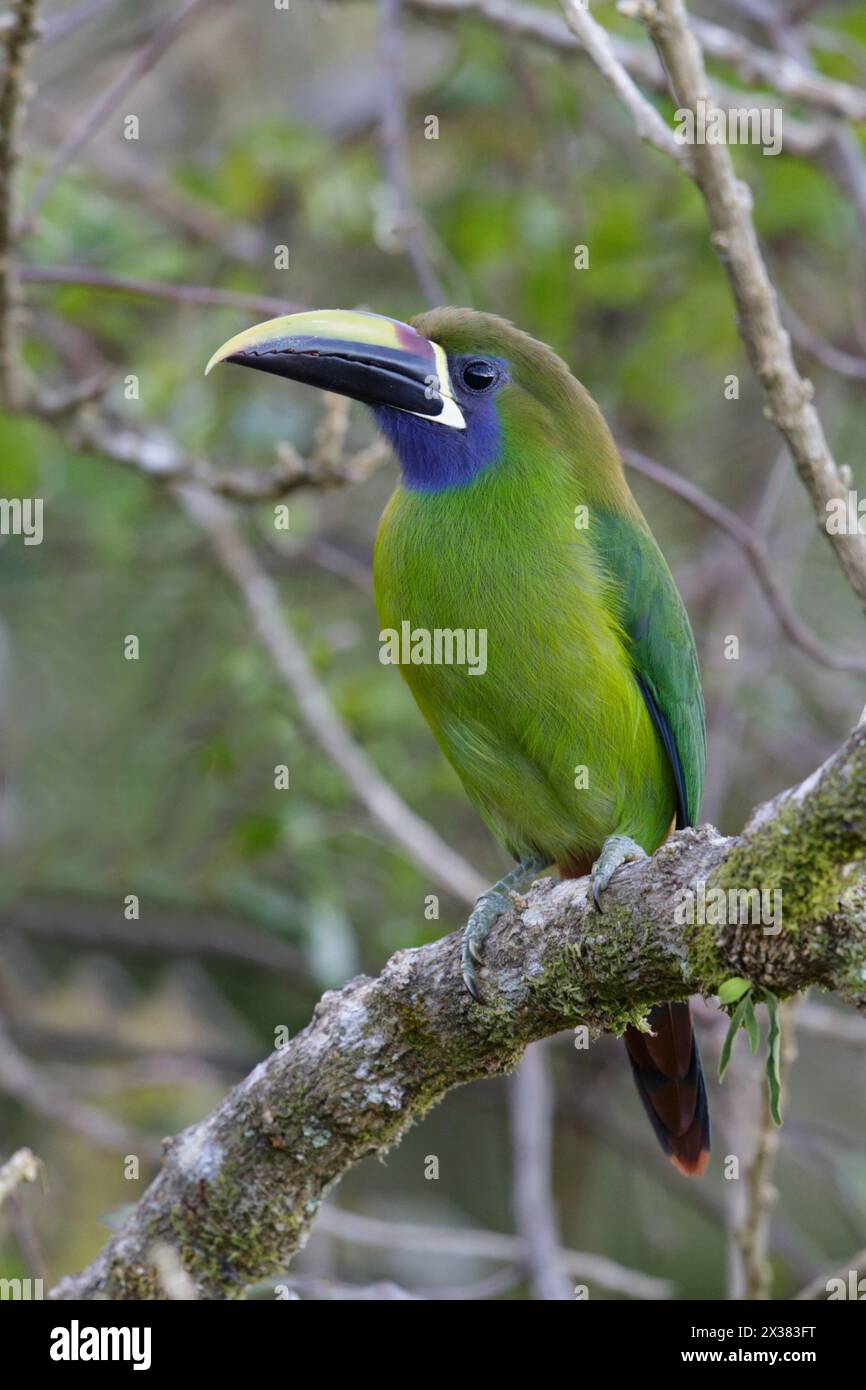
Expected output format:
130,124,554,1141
461,853,549,1002
461,889,509,1002
591,835,648,911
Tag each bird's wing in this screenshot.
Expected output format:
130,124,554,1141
590,507,706,827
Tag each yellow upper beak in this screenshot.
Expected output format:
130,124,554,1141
204,308,465,428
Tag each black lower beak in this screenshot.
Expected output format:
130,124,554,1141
205,309,465,428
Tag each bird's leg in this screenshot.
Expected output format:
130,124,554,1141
591,834,648,910
462,853,549,1002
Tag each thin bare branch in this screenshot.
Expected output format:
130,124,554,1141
0,1021,161,1159
53,1055,233,1098
732,998,798,1299
404,0,865,122
0,0,40,406
20,0,213,229
27,395,388,500
8,896,310,978
689,13,866,122
20,263,300,319
314,1203,670,1298
589,0,866,615
176,485,487,906
622,447,866,674
560,0,685,162
31,99,265,262
509,1040,572,1300
376,0,447,305
42,0,120,47
780,294,866,383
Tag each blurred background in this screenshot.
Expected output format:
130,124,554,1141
1,0,865,1300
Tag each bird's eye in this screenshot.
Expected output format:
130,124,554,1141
460,359,499,393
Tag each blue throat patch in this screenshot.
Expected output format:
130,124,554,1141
372,399,502,492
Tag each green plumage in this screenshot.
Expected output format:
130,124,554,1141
373,309,705,870
210,300,711,1172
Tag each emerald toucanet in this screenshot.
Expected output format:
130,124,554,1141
206,307,711,1177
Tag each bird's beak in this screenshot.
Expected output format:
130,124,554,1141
205,308,465,429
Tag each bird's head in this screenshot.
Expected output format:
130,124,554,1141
206,306,613,492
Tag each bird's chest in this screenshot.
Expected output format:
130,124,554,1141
373,478,671,857
373,480,621,713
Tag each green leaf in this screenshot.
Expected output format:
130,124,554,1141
718,976,751,1005
743,995,761,1055
719,991,752,1082
765,992,783,1126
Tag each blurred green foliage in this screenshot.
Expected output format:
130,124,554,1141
1,0,865,1299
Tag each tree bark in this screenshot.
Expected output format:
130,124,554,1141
49,726,866,1299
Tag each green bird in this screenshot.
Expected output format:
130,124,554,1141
206,306,710,1176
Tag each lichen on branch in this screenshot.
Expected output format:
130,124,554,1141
48,726,866,1300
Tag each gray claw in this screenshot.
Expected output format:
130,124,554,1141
590,835,648,914
458,856,549,1005
462,966,482,1003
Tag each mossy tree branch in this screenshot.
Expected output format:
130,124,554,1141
49,726,866,1300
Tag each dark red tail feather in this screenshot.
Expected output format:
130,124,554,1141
624,1001,710,1177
